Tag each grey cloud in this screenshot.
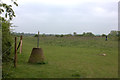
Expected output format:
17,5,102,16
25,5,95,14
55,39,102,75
13,1,118,35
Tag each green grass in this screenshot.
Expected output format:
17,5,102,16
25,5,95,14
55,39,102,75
3,36,118,78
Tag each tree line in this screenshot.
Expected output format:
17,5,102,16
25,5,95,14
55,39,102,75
12,31,120,38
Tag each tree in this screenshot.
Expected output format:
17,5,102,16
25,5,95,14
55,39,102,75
34,34,38,37
102,34,106,37
82,32,86,36
73,32,77,36
108,30,118,36
108,30,119,41
42,33,46,37
60,34,64,37
0,0,18,61
55,35,60,37
0,0,18,20
65,34,72,37
83,32,95,37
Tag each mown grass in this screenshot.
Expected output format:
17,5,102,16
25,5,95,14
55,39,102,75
3,36,118,78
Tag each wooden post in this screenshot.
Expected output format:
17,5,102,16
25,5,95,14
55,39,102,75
19,35,23,54
14,37,17,68
37,31,39,48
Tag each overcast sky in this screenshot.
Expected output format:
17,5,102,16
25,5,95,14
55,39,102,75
8,0,119,34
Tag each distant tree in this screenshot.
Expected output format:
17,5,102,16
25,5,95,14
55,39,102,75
83,32,94,37
108,30,118,36
55,35,60,37
102,34,106,37
108,30,119,41
83,32,85,35
34,34,38,37
65,34,72,37
73,32,77,36
42,33,46,37
49,34,53,36
60,34,64,37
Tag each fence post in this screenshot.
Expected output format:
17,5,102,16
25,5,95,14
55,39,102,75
14,37,17,68
20,35,23,54
37,31,39,48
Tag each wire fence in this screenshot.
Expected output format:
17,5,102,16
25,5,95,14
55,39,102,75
2,46,13,56
2,43,15,74
2,36,23,78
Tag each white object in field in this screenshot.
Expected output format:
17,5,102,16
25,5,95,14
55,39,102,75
102,53,106,56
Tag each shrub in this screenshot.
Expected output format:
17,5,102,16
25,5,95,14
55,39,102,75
65,34,72,37
2,19,13,61
102,34,106,37
42,33,46,37
34,34,38,37
55,35,60,37
60,34,64,37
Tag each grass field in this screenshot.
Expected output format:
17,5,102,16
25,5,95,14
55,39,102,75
3,36,118,78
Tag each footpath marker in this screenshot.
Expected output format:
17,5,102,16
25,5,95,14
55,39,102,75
37,31,39,48
28,31,45,64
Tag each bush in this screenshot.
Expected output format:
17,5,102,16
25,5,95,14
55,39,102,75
60,34,64,37
65,34,72,37
42,33,46,37
2,19,13,61
102,34,106,37
76,34,83,37
55,35,60,37
34,34,38,37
